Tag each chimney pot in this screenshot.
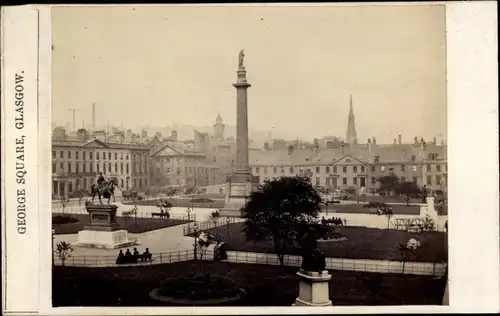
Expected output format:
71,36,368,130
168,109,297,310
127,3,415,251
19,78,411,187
398,134,402,145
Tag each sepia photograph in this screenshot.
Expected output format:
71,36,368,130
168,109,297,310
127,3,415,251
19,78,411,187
48,4,450,307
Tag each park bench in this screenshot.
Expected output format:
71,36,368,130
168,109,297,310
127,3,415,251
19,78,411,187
122,208,137,217
151,212,170,219
116,253,152,264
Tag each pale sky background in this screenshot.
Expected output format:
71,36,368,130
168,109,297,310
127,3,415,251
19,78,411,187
51,4,447,143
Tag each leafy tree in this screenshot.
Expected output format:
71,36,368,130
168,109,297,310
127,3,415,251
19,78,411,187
377,174,400,195
55,241,73,266
345,186,357,195
241,176,323,266
384,208,394,229
397,181,421,204
209,210,221,226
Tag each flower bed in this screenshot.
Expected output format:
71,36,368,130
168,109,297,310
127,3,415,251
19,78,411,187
152,274,245,305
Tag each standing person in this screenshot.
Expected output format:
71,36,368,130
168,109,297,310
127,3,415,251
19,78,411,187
213,241,221,261
218,242,228,261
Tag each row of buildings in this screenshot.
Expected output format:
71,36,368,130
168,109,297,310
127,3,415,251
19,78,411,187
52,114,447,198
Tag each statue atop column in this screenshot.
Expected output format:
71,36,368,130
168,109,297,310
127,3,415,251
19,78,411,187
238,49,245,69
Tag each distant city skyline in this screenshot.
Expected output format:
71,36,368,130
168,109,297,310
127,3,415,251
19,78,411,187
52,5,447,144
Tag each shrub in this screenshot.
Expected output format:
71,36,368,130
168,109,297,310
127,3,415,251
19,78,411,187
52,215,79,225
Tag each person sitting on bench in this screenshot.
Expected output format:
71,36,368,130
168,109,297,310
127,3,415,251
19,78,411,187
133,248,140,256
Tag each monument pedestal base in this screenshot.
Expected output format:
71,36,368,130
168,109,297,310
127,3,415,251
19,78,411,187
221,178,252,218
292,269,332,307
74,229,138,249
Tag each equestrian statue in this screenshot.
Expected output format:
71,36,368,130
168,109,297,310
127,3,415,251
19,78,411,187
90,172,117,205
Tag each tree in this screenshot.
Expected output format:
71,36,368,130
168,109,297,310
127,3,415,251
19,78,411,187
55,241,73,266
241,176,323,266
398,238,420,274
377,174,400,195
209,210,221,227
195,231,215,260
397,181,421,205
384,208,394,229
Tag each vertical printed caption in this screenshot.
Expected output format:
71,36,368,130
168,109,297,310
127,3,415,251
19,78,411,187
2,5,40,314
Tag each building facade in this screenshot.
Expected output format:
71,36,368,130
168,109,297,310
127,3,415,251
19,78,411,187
249,140,447,193
52,138,150,198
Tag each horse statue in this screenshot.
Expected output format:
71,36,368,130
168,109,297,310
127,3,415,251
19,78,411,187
90,177,118,205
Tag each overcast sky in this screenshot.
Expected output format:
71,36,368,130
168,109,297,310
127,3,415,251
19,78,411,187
52,4,447,143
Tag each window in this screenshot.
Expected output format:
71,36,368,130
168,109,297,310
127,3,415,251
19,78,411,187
103,164,106,174
316,177,320,185
108,152,111,160
374,156,380,163
401,164,406,172
413,165,417,172
436,165,441,172
413,176,417,183
177,167,181,175
342,166,347,173
76,163,79,173
126,154,129,160
60,151,64,159
290,166,294,173
52,151,56,158
361,166,365,173
76,151,79,160
389,167,394,172
381,165,385,171
333,166,337,173
120,153,123,160
343,177,347,185
91,164,94,173
280,167,285,174
426,175,432,185
371,166,376,172
264,167,268,174
109,163,111,172
371,177,376,184
115,153,118,160
256,167,260,173
273,167,277,173
68,151,71,159
353,166,358,173
411,155,416,162
83,151,86,160
120,179,124,187
60,163,64,172
353,177,357,185
67,162,72,172
120,163,123,174
316,167,320,173
83,178,87,189
326,166,330,173
52,163,55,172
426,164,431,172
436,175,442,184
83,163,86,173
96,152,100,160
89,152,93,159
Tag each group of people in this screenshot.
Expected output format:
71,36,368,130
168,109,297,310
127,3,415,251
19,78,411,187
115,247,152,264
320,216,346,226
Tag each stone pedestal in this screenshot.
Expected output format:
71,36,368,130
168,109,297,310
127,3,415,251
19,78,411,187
293,269,332,307
73,204,137,249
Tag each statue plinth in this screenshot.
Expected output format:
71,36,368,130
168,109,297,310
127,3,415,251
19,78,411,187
73,203,138,249
293,269,333,307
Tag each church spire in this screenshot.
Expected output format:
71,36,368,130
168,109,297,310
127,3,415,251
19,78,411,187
346,94,358,145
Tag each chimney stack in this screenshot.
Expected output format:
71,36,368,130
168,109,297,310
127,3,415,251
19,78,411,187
372,137,377,145
433,137,437,145
92,103,96,131
287,145,294,155
414,136,419,145
341,141,345,154
440,139,445,146
398,134,402,145
367,138,372,145
393,138,397,145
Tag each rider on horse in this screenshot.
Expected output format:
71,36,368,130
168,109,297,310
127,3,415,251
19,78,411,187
96,172,106,193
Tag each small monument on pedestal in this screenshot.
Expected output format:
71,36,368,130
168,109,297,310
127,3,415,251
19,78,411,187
293,225,333,306
73,175,137,249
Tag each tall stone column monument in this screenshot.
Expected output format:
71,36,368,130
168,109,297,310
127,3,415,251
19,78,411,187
221,49,253,218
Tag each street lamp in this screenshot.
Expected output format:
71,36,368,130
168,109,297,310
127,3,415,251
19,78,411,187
193,223,199,260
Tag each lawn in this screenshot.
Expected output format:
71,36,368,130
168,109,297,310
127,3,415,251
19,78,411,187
53,261,446,306
123,197,224,209
52,213,192,235
198,223,447,263
323,203,424,215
